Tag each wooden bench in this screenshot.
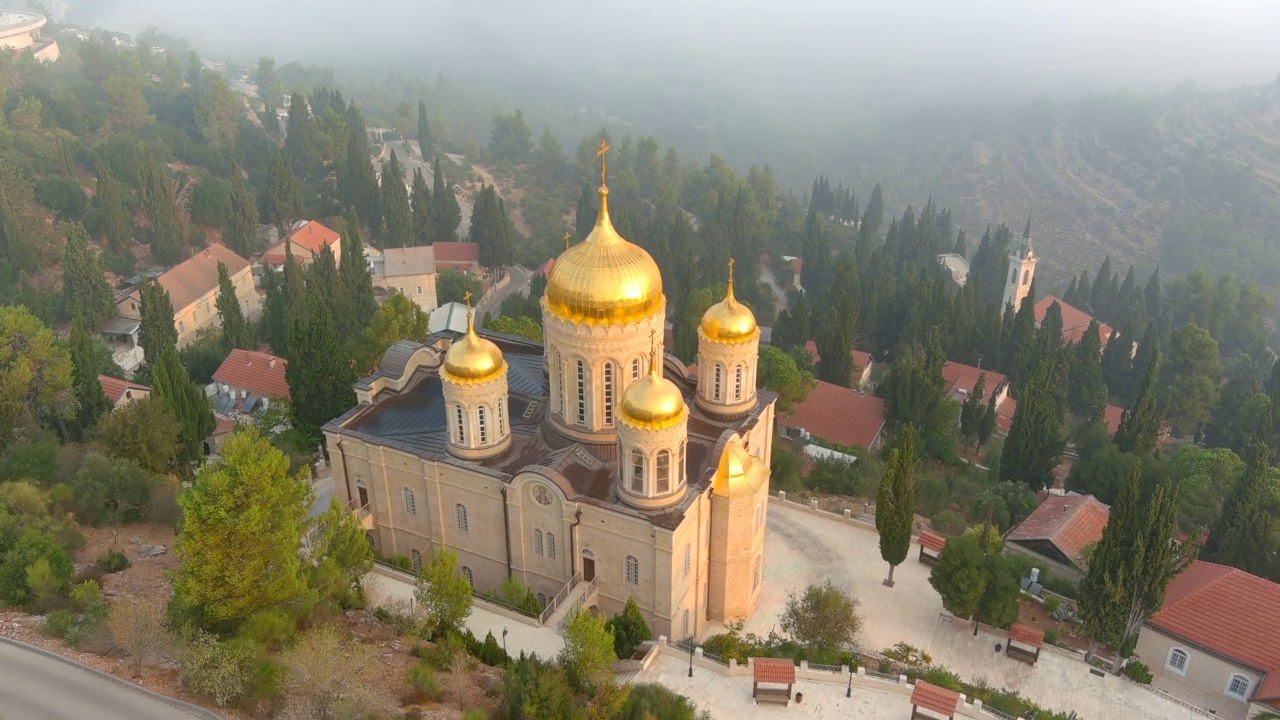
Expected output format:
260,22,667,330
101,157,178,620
1006,643,1040,665
753,686,791,705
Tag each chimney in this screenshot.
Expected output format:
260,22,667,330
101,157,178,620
269,357,277,370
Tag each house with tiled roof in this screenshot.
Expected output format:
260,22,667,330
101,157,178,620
1136,561,1280,715
116,244,260,349
263,220,343,268
432,241,481,274
211,349,289,418
369,246,438,311
1034,295,1114,347
1004,494,1110,582
777,379,887,451
803,341,875,390
941,361,1009,409
97,375,150,408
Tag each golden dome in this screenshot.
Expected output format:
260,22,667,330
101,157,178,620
701,259,758,343
544,186,663,325
712,440,767,497
443,303,504,382
620,354,687,430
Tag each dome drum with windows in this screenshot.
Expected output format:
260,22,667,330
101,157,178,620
700,258,758,344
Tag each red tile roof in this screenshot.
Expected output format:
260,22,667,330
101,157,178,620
264,221,341,266
536,257,555,276
1034,295,1114,345
910,680,959,717
752,657,795,684
132,243,250,312
996,396,1018,433
1007,494,1110,567
941,361,1007,401
1148,561,1280,701
790,257,803,276
98,375,149,403
801,340,872,372
1104,404,1124,434
779,380,886,450
212,349,290,399
1008,623,1045,648
432,241,479,263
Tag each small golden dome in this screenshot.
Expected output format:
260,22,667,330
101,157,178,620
713,440,767,497
544,187,663,325
620,354,686,430
443,303,504,382
701,259,758,343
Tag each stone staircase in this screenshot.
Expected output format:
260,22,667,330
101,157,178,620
546,575,599,633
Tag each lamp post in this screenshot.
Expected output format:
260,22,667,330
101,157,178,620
688,641,694,677
502,627,508,656
847,665,854,697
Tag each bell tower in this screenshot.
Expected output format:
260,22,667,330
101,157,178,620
1002,216,1038,311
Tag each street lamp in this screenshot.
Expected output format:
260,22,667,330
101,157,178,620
688,641,694,677
846,664,854,697
502,627,508,657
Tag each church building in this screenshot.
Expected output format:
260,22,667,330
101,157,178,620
323,158,775,641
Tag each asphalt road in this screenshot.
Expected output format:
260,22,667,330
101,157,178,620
0,640,205,720
477,264,532,319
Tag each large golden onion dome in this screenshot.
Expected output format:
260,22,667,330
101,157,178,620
442,299,504,382
619,352,687,430
544,186,663,325
701,259,758,343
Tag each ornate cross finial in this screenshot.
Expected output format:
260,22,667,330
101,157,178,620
564,231,572,251
648,329,657,375
463,290,474,333
727,257,735,287
596,139,611,188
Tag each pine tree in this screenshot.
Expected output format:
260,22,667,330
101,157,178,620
416,100,431,157
335,210,377,339
1068,320,1108,423
216,261,252,349
1114,349,1163,455
223,161,258,259
876,426,916,587
430,161,461,242
95,165,130,253
138,277,177,365
409,167,432,246
287,288,357,439
263,151,304,230
283,92,320,181
61,224,115,332
151,345,214,467
999,359,1065,491
1205,441,1273,575
66,316,110,440
137,146,185,264
575,183,596,241
340,103,381,231
381,150,412,248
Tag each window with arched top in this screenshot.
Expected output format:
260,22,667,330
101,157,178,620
575,359,587,425
713,364,723,401
534,529,544,556
603,362,615,426
1165,648,1188,675
1022,268,1031,285
455,503,469,533
656,450,671,493
454,404,466,444
753,554,762,590
631,357,642,381
410,549,422,574
1226,674,1250,700
682,544,691,579
630,449,644,493
402,487,416,516
734,364,743,401
497,398,505,435
624,555,639,586
677,441,686,488
547,533,556,560
477,406,488,444
461,566,473,586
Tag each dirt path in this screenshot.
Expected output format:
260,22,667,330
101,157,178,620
468,164,531,236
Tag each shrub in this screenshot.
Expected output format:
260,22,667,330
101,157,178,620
180,631,255,707
882,642,933,668
43,609,77,639
1043,628,1061,646
1042,575,1078,599
618,682,703,719
97,550,129,573
606,597,652,659
1043,596,1061,614
922,666,963,691
1121,660,1153,684
238,609,296,650
422,631,468,671
405,660,445,702
930,509,968,536
387,554,413,571
461,711,488,720
475,630,509,667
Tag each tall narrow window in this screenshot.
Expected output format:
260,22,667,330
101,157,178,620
630,449,645,493
534,529,544,556
477,406,488,444
455,503,469,533
454,404,466,444
624,555,639,586
461,566,473,586
713,364,723,401
410,549,422,574
555,350,563,414
497,399,505,434
631,357,641,381
547,533,556,560
575,360,586,425
656,450,671,493
678,441,686,488
682,544,691,579
1010,267,1018,283
753,554,762,590
603,362,615,426
734,365,743,401
1022,269,1030,285
681,609,690,639
402,487,416,516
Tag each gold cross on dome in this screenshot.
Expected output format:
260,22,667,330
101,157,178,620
463,290,472,308
564,231,572,251
597,139,610,187
727,257,735,284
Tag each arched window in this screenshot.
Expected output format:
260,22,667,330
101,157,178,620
454,404,466,444
554,350,563,414
547,533,556,560
497,398,505,435
575,360,587,425
477,406,488,444
713,364,723,401
656,450,671,493
734,364,743,401
534,529,544,556
455,503,469,533
677,441,686,488
537,592,546,606
402,487,416,516
1022,268,1031,285
1226,674,1250,700
630,449,644,493
1165,648,1188,675
603,362,615,426
631,357,642,381
682,544,691,579
1010,267,1018,283
624,555,639,586
410,549,422,574
753,554,763,590
681,609,690,639
461,566,473,586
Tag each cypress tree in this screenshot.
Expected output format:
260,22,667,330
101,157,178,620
381,150,412,248
470,185,516,270
1125,320,1161,401
416,100,431,157
575,183,596,241
876,426,916,587
409,167,432,246
223,161,258,259
307,244,341,323
138,277,177,364
283,92,320,181
66,316,111,440
216,261,252,349
152,345,214,467
263,151,304,230
960,373,987,449
1144,268,1162,327
95,165,130,253
999,359,1065,491
814,312,853,387
977,389,998,449
1114,348,1163,455
340,103,382,231
1100,323,1133,399
429,160,461,242
62,223,115,331
261,263,285,354
1111,475,1185,674
336,210,378,339
1002,292,1037,385
1079,460,1142,660
1205,441,1274,575
279,243,307,357
138,145,185,264
287,288,357,439
1068,319,1108,423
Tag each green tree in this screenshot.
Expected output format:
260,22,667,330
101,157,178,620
560,608,617,693
470,185,517,270
222,161,257,259
66,317,111,441
0,306,74,449
484,315,542,342
1068,320,1108,422
876,426,916,587
575,183,597,241
137,146,185,264
778,581,862,658
103,75,154,130
929,533,986,621
1114,349,1163,455
1205,441,1274,576
71,453,154,527
284,92,320,181
959,373,987,449
416,100,431,157
1166,446,1245,534
194,72,239,151
999,359,1065,491
263,151,304,230
535,128,565,182
437,270,484,306
340,103,381,231
151,346,214,467
94,396,182,474
0,530,72,606
335,210,378,340
1163,323,1222,436
307,498,374,605
255,57,281,108
381,151,413,248
94,165,131,253
357,293,429,371
286,289,356,439
756,344,814,414
429,161,461,242
489,109,534,164
215,261,252,349
409,168,432,245
605,597,652,659
413,547,473,638
138,278,177,367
